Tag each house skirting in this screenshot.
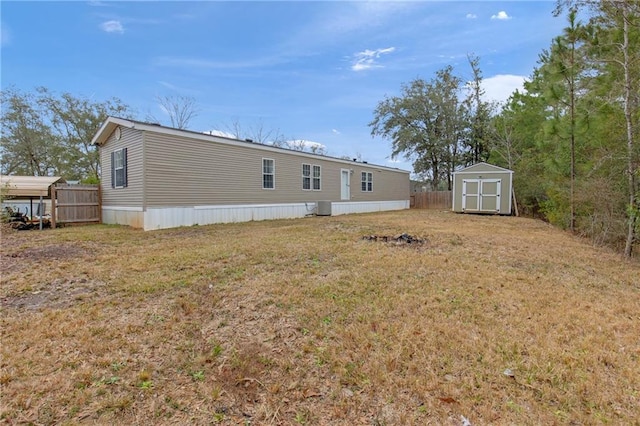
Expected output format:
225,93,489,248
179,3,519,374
102,200,409,231
330,200,408,215
102,206,144,229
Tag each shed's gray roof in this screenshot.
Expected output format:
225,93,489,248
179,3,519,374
454,162,513,174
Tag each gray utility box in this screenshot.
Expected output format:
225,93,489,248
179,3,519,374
316,201,332,216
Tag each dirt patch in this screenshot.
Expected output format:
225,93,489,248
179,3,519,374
1,243,94,278
362,233,427,246
0,278,106,311
4,244,87,261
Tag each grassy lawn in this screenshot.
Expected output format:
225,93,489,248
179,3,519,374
1,210,639,425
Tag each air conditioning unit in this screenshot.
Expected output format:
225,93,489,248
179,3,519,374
316,200,332,216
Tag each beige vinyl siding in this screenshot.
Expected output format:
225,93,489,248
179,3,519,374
100,127,144,208
462,163,509,174
453,171,512,195
351,167,409,202
143,131,408,207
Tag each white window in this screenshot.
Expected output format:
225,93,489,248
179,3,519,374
361,171,372,192
302,164,311,190
111,148,127,188
313,165,321,190
302,164,321,191
263,158,275,189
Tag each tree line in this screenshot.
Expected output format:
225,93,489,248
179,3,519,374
371,0,638,257
0,89,324,183
1,87,131,182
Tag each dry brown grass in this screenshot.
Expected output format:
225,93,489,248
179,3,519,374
1,210,639,425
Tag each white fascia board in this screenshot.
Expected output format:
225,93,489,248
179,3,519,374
456,162,513,173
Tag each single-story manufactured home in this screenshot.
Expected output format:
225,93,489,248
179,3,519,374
452,162,513,215
91,117,411,230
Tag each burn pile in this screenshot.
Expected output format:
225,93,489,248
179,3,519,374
362,233,426,246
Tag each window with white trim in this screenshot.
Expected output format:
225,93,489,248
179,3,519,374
302,164,322,191
111,148,127,188
361,171,372,192
312,165,321,190
263,158,275,189
302,164,311,190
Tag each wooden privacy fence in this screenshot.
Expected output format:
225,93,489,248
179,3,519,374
410,191,452,209
51,184,101,228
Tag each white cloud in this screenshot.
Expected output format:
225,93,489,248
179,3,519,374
481,74,528,104
285,139,326,151
491,11,511,20
158,81,179,91
154,55,282,70
158,104,170,116
466,13,477,19
312,3,414,43
351,47,395,72
272,2,415,65
100,20,124,34
157,81,196,93
332,129,341,135
1,24,11,47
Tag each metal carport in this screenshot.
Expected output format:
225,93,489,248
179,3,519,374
1,175,66,229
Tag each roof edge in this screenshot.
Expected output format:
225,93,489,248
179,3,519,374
0,175,66,197
92,116,411,174
91,116,139,146
455,162,513,173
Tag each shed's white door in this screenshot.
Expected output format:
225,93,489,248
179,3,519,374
341,169,350,200
462,179,501,212
479,179,501,212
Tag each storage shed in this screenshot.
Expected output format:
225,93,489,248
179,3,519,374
452,163,513,215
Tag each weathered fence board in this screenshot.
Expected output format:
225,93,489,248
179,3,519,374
410,191,452,210
52,184,101,228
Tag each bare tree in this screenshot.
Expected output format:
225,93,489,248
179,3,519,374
219,118,287,145
215,118,328,155
490,112,520,170
285,139,327,155
150,94,199,129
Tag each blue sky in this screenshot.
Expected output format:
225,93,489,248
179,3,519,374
1,1,568,172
